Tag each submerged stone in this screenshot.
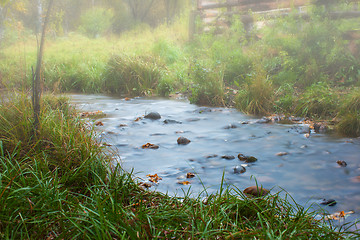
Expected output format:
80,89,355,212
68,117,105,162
222,155,235,160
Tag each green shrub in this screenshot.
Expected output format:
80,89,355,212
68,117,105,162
79,8,114,38
104,55,163,96
152,39,181,65
189,61,225,106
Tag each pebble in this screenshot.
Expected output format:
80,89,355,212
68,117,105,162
177,137,191,145
320,199,337,206
222,155,235,160
243,186,270,197
233,166,246,174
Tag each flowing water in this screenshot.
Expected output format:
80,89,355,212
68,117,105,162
70,94,360,228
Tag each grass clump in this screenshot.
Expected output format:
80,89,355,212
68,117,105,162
337,88,360,137
295,82,339,119
104,54,163,96
235,62,275,116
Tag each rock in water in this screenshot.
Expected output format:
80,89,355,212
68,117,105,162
177,137,191,145
144,112,161,120
238,154,258,163
233,166,246,174
243,186,270,197
320,199,337,206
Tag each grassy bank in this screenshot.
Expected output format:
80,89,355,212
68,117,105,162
0,92,358,239
0,4,359,137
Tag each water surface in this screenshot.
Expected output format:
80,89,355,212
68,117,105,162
70,94,360,227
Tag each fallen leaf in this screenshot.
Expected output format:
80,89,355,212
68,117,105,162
80,110,106,118
147,174,162,183
324,210,354,221
95,121,104,126
142,143,159,149
276,152,288,156
177,181,191,185
336,160,347,167
186,172,195,178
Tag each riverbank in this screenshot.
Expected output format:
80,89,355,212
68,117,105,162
1,6,359,137
0,92,358,238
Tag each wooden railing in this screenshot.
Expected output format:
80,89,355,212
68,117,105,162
189,0,360,39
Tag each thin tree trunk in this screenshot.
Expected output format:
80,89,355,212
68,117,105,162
33,0,54,135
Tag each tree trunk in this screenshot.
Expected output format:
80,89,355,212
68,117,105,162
36,0,42,34
33,0,54,135
0,6,7,41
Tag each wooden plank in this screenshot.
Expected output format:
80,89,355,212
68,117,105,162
199,0,309,10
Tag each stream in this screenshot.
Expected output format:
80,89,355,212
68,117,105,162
70,94,360,229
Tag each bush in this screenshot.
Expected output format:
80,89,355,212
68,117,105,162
79,8,114,38
104,55,163,96
189,61,225,106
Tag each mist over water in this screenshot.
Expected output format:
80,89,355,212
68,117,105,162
71,94,360,226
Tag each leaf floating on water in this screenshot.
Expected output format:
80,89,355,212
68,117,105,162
336,160,347,167
142,143,159,149
186,172,195,179
324,211,354,221
276,152,288,156
177,181,191,185
147,174,162,183
135,117,143,122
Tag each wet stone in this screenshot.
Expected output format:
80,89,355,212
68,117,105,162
195,107,212,113
233,165,246,174
313,123,328,133
256,117,271,124
320,199,337,206
177,137,191,145
144,112,161,120
222,155,235,160
205,154,218,159
238,154,257,163
224,124,237,129
243,186,270,197
164,119,182,124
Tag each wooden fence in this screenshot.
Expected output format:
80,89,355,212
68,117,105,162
189,0,360,39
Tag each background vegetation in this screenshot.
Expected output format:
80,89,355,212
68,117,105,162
0,1,359,137
0,0,360,238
